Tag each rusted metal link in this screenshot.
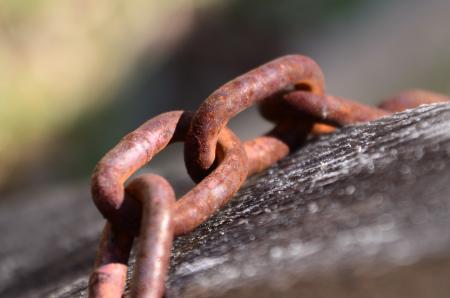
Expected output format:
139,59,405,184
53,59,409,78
88,52,450,298
91,111,248,237
285,91,390,124
89,174,175,298
91,111,185,236
184,54,325,182
90,112,247,298
88,223,134,298
259,89,450,136
260,91,390,126
379,89,450,112
243,119,314,176
127,174,175,298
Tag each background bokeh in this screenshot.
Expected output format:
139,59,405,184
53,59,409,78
1,1,450,295
1,0,450,196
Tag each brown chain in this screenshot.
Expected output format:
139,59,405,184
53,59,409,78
88,54,450,297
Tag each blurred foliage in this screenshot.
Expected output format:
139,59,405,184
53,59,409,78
0,0,214,190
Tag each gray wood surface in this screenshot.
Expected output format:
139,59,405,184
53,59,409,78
2,103,450,297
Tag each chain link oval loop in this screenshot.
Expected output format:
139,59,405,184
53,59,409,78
184,55,325,182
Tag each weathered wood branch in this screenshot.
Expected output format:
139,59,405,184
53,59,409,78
2,103,450,297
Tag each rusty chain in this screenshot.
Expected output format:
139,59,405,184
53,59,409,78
87,54,450,298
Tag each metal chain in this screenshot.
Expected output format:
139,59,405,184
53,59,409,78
87,54,450,297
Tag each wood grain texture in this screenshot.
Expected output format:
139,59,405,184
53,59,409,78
2,103,450,297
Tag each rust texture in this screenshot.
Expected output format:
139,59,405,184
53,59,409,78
379,89,450,112
282,91,390,125
91,111,248,236
88,53,450,298
91,111,186,235
184,54,325,181
173,125,247,235
89,174,176,298
243,119,313,176
88,223,134,298
127,174,176,298
259,91,389,126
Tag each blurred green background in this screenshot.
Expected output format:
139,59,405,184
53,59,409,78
1,0,450,196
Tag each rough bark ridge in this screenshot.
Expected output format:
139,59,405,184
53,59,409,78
2,104,450,297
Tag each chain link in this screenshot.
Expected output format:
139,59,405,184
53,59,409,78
87,54,450,297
